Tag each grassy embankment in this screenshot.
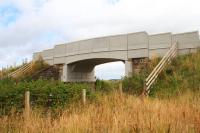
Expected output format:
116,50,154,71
0,51,200,132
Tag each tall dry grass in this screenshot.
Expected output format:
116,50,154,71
0,91,199,133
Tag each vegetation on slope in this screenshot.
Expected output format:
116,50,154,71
0,79,95,115
0,92,199,133
0,51,200,132
122,51,200,98
151,52,200,97
0,51,200,114
14,58,50,81
0,57,49,81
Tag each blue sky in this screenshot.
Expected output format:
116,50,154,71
0,0,200,79
0,4,21,26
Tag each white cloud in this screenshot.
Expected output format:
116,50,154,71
0,0,200,78
95,61,124,80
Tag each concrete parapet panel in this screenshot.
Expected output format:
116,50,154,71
33,52,42,61
54,44,66,57
92,37,109,52
128,32,148,50
109,35,127,51
54,57,66,64
149,33,172,49
79,39,93,54
128,49,148,58
42,49,54,60
172,31,199,49
66,42,80,56
149,48,169,58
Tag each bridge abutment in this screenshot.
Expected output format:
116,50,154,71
61,64,68,82
125,58,148,77
61,64,95,82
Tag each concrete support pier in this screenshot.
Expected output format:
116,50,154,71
61,63,95,82
125,60,133,77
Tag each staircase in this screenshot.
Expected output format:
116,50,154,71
143,42,178,95
31,65,60,80
4,59,60,80
8,61,34,78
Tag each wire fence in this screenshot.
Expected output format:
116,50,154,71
0,89,87,116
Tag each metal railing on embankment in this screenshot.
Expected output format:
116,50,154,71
8,61,34,78
143,42,178,95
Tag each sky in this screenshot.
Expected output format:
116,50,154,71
0,0,200,79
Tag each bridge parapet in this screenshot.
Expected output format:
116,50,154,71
172,31,200,55
127,32,148,58
149,32,172,57
54,44,66,58
109,34,127,51
33,31,200,62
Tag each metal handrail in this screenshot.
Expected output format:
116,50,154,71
8,63,30,76
143,42,178,95
8,61,33,78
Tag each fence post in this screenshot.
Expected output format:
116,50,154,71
82,89,86,105
25,91,30,119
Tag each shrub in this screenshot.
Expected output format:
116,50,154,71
95,79,119,93
95,79,111,92
122,74,145,95
0,79,96,115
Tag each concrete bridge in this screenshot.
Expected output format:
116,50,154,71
33,31,200,82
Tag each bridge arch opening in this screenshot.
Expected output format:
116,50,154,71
95,61,125,80
64,58,126,82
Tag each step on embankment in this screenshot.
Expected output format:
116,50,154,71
31,65,61,80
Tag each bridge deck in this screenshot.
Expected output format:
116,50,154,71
33,31,200,65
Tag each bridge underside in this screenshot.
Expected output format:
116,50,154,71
60,58,147,82
61,58,123,82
